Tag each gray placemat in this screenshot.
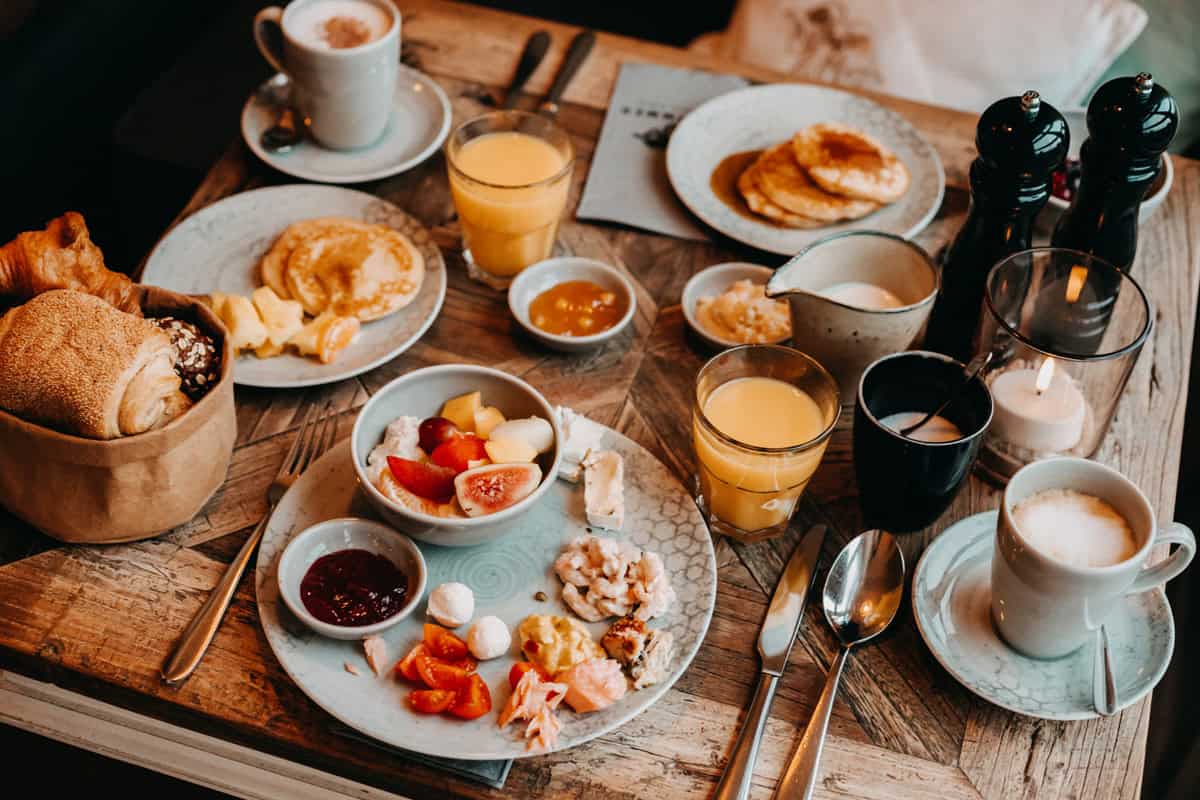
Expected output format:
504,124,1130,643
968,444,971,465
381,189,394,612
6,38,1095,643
331,724,513,789
576,62,749,241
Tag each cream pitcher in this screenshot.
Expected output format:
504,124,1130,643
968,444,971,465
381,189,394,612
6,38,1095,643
766,231,939,400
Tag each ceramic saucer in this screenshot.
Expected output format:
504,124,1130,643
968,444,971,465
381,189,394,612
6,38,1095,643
912,511,1174,720
242,66,451,184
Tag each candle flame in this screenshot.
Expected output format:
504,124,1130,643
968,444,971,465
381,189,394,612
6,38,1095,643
1035,358,1056,395
1065,265,1088,304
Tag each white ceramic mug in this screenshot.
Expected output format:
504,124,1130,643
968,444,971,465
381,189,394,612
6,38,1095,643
253,0,399,150
991,457,1195,658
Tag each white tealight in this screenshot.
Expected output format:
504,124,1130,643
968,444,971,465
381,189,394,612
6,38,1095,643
990,364,1086,452
879,411,963,442
818,281,905,310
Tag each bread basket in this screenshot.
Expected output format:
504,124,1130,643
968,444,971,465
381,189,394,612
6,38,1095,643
0,285,236,543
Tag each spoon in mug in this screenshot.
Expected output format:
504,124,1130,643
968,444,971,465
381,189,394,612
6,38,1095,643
773,530,905,800
899,351,992,437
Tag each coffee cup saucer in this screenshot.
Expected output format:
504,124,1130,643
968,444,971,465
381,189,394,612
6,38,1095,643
241,65,451,184
912,511,1174,720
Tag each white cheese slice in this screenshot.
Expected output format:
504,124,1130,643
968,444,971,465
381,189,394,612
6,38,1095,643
583,450,624,530
555,406,606,483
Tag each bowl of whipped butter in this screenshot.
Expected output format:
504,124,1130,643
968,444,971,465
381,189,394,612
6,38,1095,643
682,262,791,350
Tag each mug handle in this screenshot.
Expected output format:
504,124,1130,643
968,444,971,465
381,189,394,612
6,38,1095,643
253,6,288,75
1125,522,1196,594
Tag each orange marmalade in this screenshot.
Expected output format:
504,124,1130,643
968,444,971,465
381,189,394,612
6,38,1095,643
528,280,627,337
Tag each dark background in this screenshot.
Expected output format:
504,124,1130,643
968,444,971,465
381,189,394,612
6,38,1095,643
1,1,1197,798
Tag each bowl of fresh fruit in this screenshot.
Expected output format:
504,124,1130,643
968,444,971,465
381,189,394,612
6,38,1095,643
352,364,562,546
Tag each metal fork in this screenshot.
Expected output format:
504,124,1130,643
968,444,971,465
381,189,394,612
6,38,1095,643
161,400,340,685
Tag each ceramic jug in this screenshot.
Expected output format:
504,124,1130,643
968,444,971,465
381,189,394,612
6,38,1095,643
766,232,938,399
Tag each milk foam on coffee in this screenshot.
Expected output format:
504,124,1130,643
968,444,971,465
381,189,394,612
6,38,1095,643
287,0,391,50
879,411,963,442
1012,488,1138,568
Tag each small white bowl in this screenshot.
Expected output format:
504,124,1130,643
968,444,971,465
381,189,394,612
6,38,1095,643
1043,108,1172,225
681,262,788,350
277,517,427,640
351,364,562,547
507,257,637,352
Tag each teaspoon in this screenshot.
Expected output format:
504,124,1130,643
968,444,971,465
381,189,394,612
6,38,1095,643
773,529,905,800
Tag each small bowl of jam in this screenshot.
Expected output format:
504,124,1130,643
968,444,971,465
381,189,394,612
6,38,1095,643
277,517,426,640
508,257,636,352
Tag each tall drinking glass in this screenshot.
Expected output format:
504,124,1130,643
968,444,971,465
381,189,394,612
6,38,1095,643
445,111,574,289
692,345,841,542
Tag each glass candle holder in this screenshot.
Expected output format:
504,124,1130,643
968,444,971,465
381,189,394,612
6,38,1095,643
445,111,574,289
692,345,841,542
974,248,1152,483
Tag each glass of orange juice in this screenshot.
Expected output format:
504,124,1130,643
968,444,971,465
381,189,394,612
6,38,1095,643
445,111,574,288
693,345,841,542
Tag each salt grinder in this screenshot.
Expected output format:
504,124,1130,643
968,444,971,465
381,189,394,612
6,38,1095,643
924,91,1068,362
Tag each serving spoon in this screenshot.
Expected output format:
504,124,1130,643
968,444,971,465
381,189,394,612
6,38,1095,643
773,529,905,800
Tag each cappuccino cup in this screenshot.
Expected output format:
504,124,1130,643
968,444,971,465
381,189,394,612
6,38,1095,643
991,457,1195,658
254,0,399,150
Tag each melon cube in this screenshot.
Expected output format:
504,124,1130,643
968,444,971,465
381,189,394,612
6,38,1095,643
474,406,507,439
484,436,537,464
440,391,482,433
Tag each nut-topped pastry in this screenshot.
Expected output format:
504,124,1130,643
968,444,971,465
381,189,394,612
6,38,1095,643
151,316,221,400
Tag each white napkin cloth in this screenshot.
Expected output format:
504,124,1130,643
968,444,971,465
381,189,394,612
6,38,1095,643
691,0,1147,113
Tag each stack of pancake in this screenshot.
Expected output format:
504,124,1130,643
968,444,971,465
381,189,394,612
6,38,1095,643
737,123,911,227
259,216,424,321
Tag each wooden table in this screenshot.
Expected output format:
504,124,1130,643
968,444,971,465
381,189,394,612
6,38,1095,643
3,1,1198,797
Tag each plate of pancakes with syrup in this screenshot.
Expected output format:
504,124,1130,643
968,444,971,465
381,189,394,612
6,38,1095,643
666,84,944,255
142,184,446,388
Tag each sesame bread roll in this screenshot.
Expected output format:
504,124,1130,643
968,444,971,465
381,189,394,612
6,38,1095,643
0,290,191,439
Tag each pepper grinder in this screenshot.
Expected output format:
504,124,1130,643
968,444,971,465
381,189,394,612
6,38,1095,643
1052,73,1178,272
924,91,1068,362
1041,74,1178,354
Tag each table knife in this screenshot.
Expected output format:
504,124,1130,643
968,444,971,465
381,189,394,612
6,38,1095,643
538,29,596,118
714,524,827,800
502,30,550,109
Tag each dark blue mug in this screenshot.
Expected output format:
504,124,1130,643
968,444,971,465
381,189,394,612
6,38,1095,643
854,351,993,532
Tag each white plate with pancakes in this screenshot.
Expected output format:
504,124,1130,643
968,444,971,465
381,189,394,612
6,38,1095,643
666,84,944,255
143,184,446,388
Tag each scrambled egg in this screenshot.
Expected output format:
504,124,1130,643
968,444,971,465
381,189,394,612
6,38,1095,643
695,279,791,344
517,614,603,675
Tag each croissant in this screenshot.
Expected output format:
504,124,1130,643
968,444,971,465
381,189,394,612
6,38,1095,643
0,212,141,314
0,290,190,439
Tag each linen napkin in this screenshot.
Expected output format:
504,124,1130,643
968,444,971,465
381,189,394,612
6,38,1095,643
576,62,749,241
331,724,512,789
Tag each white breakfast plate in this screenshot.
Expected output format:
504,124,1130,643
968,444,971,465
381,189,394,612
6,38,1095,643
666,84,944,255
242,67,451,184
142,184,446,389
254,430,717,760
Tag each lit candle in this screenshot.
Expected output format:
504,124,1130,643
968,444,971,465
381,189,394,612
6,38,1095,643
989,358,1086,452
818,281,905,310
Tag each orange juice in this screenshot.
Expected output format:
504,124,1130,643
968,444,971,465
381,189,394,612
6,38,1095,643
694,376,831,534
448,130,571,277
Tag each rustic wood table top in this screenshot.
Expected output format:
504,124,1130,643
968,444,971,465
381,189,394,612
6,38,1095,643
2,1,1198,798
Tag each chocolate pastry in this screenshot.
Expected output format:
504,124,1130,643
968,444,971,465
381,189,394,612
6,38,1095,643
152,316,221,400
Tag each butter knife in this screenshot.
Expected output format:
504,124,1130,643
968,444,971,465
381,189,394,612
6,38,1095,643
538,29,596,118
502,30,550,109
714,524,827,800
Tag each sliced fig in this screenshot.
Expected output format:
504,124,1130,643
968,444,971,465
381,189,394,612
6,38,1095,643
454,462,542,517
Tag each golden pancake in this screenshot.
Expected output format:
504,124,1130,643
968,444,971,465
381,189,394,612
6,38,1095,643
284,224,424,321
736,160,826,228
791,123,910,203
754,143,879,222
259,217,366,299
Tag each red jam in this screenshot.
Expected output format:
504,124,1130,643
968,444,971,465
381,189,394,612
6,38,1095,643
300,549,409,627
